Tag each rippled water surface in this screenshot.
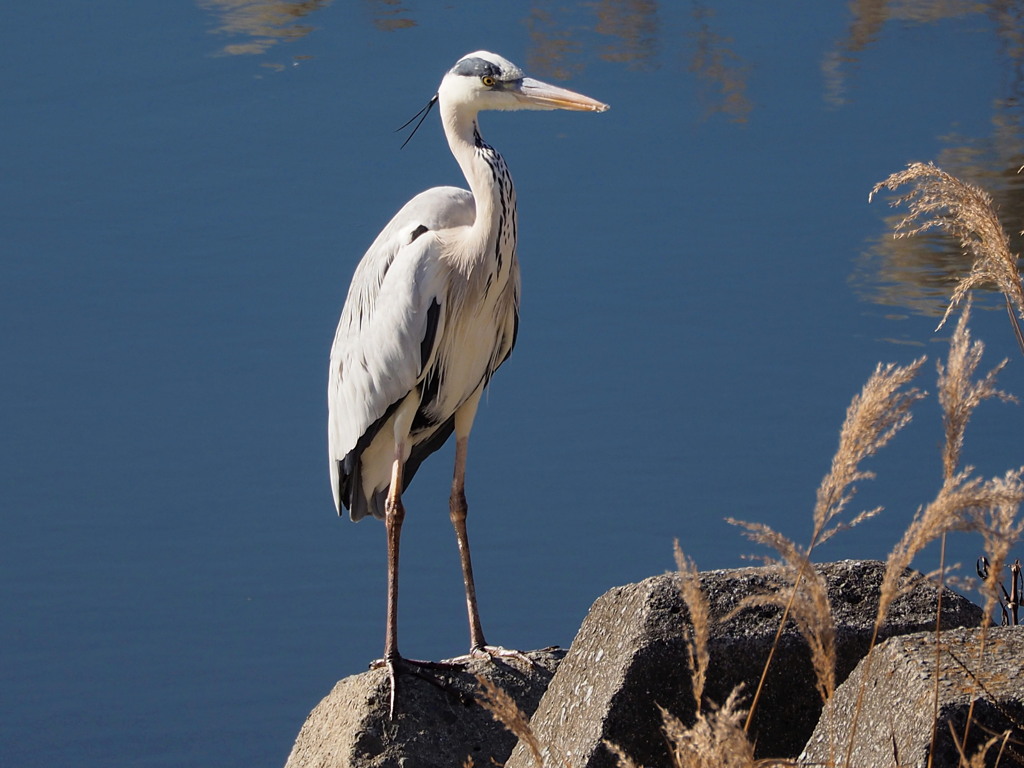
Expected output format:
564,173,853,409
5,2,1024,765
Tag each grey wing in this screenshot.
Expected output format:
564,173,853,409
328,186,475,518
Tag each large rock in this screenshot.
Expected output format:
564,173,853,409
505,560,984,768
284,647,564,768
801,627,1024,768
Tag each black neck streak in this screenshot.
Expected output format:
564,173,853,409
474,141,515,282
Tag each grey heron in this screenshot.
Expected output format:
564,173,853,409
327,50,607,707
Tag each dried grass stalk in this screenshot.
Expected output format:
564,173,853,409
876,304,1021,630
839,470,1024,768
971,469,1024,624
725,523,836,703
932,297,1016,755
814,357,927,547
938,298,1015,481
947,720,1012,768
877,470,1024,629
727,356,925,725
674,540,711,712
475,675,547,768
869,161,1024,350
658,689,756,768
604,739,644,768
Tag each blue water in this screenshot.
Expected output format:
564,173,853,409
4,2,1023,765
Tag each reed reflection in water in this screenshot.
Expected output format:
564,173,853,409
195,0,1024,325
13,1,1024,764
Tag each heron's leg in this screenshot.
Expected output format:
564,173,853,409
450,433,488,651
380,448,407,717
449,387,488,652
379,397,420,717
383,451,405,665
376,423,482,712
448,431,542,670
443,388,543,671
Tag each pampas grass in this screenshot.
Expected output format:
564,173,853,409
842,271,1024,768
724,524,837,705
653,692,757,768
612,543,762,768
476,674,549,768
938,298,1017,480
606,696,759,768
811,358,928,547
674,541,711,713
726,356,927,728
474,162,1024,768
870,161,1024,352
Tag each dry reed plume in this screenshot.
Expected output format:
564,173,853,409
810,357,928,548
604,542,761,768
726,523,837,704
653,325,1020,768
649,693,755,768
606,671,758,768
874,301,1016,631
931,299,1017,757
674,541,711,712
870,282,1019,646
474,167,1024,768
949,725,1012,768
831,298,1024,768
938,298,1016,481
727,357,926,727
874,469,1023,635
475,674,550,768
869,161,1024,352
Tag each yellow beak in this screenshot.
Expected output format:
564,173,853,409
516,78,610,112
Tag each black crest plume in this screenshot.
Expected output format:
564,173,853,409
397,94,439,149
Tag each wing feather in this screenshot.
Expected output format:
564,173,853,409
328,186,475,516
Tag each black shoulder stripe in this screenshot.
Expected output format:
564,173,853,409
507,307,520,360
412,364,444,432
419,298,441,374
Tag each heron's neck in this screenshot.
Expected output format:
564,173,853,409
442,107,516,267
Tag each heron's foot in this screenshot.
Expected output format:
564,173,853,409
369,655,464,671
368,655,467,717
448,644,542,671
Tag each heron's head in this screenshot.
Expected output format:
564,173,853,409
437,51,609,115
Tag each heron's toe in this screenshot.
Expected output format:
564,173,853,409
466,644,540,671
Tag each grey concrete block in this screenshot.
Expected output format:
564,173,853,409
283,648,564,768
801,627,1024,768
505,560,983,768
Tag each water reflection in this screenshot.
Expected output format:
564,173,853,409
825,0,1020,107
592,0,658,67
524,1,754,121
199,0,331,56
855,101,1024,318
193,0,1024,319
365,0,416,32
524,7,585,81
687,4,752,123
836,1,1024,317
196,0,749,119
522,0,658,78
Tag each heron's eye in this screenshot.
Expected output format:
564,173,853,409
481,76,496,87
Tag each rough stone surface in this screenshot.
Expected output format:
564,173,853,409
283,648,564,768
505,560,984,768
801,626,1024,768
